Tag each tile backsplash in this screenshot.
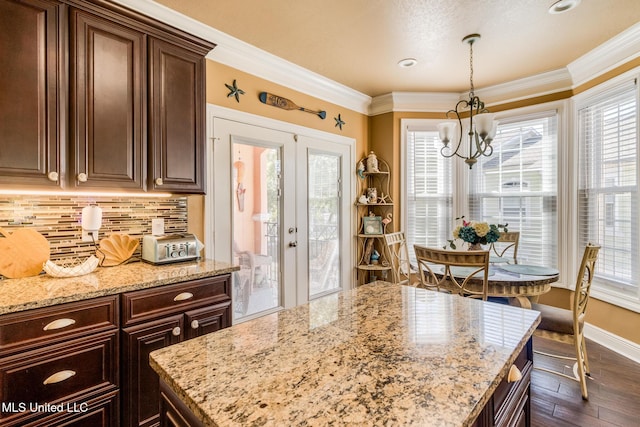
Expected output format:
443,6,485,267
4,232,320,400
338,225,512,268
0,196,187,262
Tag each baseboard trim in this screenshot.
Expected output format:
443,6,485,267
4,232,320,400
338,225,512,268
584,323,640,364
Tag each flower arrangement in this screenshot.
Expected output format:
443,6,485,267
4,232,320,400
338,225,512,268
446,216,508,249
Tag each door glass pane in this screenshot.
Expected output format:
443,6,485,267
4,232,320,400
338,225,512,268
232,142,280,319
308,151,341,297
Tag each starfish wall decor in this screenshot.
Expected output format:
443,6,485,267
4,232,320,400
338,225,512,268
225,79,245,102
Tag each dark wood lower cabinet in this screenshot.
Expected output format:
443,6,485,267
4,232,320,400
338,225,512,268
120,275,232,427
159,382,203,427
0,274,231,427
0,296,120,427
122,316,183,427
473,338,533,427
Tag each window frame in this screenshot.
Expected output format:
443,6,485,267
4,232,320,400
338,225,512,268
401,101,572,292
573,70,640,313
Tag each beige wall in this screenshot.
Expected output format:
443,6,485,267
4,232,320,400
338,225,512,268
187,60,370,242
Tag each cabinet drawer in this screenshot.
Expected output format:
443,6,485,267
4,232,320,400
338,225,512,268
0,331,118,418
494,340,532,424
121,275,230,326
1,389,119,427
0,296,118,356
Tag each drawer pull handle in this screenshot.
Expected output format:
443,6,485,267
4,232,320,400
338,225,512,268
507,365,523,383
174,292,194,302
43,370,76,385
172,327,181,336
191,320,199,329
43,318,76,331
77,172,88,182
47,171,59,182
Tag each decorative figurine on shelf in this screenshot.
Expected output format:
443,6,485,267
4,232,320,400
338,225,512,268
363,239,374,265
377,192,392,204
357,160,365,179
366,187,377,204
366,151,379,172
382,213,393,231
370,249,380,264
358,195,369,204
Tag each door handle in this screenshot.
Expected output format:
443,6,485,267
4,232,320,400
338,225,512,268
289,241,298,247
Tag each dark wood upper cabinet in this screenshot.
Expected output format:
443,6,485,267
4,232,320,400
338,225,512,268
70,8,146,190
0,0,215,194
0,0,64,188
149,37,206,194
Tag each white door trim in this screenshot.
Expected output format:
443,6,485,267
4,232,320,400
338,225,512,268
205,105,357,311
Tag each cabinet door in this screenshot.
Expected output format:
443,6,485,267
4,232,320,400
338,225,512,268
0,0,63,187
70,8,146,190
122,316,182,427
149,37,206,194
184,302,231,340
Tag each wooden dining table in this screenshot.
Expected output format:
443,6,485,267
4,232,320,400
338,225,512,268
450,263,560,309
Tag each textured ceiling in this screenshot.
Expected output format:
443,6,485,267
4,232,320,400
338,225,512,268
154,0,640,97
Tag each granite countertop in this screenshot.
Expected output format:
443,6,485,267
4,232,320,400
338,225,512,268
150,281,541,427
0,259,239,315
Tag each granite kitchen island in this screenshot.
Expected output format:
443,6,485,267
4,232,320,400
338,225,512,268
150,282,541,426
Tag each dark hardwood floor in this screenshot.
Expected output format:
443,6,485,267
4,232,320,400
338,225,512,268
531,336,640,426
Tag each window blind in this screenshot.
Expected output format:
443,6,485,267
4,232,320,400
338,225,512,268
468,112,558,267
405,128,453,261
578,80,638,296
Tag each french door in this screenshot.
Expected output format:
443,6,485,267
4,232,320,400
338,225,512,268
209,116,353,323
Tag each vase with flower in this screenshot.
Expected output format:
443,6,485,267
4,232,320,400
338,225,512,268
446,216,507,250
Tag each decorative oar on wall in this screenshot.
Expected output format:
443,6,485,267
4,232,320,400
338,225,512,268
259,92,326,119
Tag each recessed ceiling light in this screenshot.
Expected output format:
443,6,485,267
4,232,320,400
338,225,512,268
398,58,417,68
548,0,581,14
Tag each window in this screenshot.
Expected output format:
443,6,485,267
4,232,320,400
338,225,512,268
404,113,558,268
469,112,558,267
404,126,453,261
578,80,638,300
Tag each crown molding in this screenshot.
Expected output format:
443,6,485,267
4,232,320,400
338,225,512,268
369,92,461,115
370,69,573,115
109,0,372,114
567,22,640,88
108,1,639,117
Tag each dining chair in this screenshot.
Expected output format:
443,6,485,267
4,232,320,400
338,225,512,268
413,245,490,300
531,243,601,400
232,241,273,293
489,231,520,264
383,232,416,285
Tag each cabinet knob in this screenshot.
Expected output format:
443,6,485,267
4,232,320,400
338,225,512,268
507,364,523,383
172,327,181,336
43,370,76,385
77,172,88,182
191,320,199,329
155,177,163,186
47,171,59,182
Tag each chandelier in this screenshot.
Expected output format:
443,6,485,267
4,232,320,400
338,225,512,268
438,34,497,169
